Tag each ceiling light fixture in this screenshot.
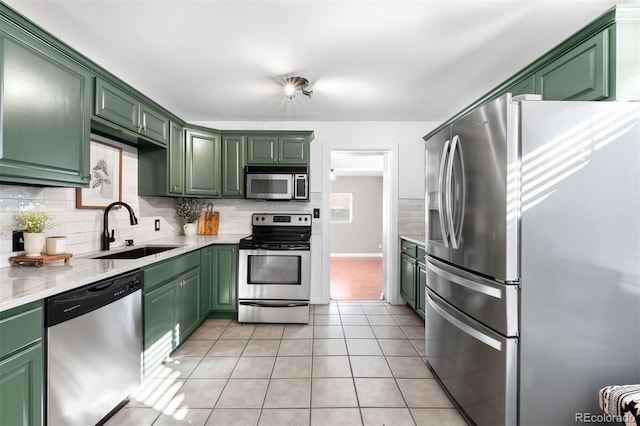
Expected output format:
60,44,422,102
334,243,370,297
284,76,313,101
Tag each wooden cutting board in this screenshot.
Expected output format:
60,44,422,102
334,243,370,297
198,204,219,235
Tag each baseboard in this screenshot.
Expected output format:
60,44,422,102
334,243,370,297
330,253,383,258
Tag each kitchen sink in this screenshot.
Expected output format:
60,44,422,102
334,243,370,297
92,245,181,260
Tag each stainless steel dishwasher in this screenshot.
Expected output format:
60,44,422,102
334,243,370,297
45,269,143,426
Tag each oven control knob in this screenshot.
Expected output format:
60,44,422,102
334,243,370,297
304,217,309,221
298,217,302,221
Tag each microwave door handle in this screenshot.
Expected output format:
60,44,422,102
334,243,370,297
438,139,450,247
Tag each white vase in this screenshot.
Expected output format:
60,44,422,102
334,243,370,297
23,232,45,257
183,223,197,237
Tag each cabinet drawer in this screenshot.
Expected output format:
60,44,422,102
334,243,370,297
416,246,426,262
144,251,200,291
0,303,43,359
400,240,418,258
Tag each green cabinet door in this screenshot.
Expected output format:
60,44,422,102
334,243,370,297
0,23,91,187
95,78,139,133
143,281,176,375
536,29,609,101
400,253,416,308
168,123,185,195
200,247,213,318
211,245,238,313
176,267,201,342
508,74,537,97
201,245,238,315
222,134,245,197
246,135,279,164
416,261,426,319
140,103,170,146
185,128,221,197
95,77,170,146
279,135,310,164
0,342,43,426
247,134,310,164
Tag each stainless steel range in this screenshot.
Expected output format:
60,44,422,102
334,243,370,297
238,213,311,323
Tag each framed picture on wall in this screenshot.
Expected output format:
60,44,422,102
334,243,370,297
76,139,123,209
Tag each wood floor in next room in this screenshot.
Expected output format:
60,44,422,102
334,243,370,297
105,301,468,426
330,257,383,300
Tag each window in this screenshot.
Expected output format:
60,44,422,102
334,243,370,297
331,193,352,223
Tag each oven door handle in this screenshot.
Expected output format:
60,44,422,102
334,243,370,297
239,301,309,308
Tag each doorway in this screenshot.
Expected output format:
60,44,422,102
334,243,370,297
329,152,386,301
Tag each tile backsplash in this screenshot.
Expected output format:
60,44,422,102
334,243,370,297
398,198,425,237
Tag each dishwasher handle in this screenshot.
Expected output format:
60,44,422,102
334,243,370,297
45,269,143,327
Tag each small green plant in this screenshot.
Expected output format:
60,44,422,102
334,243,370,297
15,210,55,233
176,198,201,223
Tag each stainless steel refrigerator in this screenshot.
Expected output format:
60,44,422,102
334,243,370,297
424,93,640,425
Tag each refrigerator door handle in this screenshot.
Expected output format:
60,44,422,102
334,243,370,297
445,135,461,249
438,139,451,247
427,291,502,351
427,259,502,299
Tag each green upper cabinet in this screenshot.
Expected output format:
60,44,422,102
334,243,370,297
247,133,311,165
425,7,640,142
168,123,185,195
0,20,91,187
95,78,170,146
185,127,221,197
508,75,536,97
246,134,278,164
221,134,245,197
536,29,609,101
279,135,310,164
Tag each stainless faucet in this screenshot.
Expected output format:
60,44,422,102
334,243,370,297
101,201,139,250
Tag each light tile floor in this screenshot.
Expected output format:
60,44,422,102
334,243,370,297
105,301,468,426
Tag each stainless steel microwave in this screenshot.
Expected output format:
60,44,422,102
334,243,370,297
244,165,309,201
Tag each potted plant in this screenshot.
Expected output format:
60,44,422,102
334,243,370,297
14,210,55,256
176,198,201,236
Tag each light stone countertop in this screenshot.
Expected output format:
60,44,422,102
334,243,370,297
400,234,426,247
0,234,247,313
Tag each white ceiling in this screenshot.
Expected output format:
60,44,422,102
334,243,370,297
5,0,637,122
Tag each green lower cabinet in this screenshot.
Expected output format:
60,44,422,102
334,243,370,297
0,343,43,426
176,268,201,341
399,239,426,319
400,253,417,308
143,281,177,375
0,302,44,426
0,20,91,187
201,244,238,317
416,261,426,319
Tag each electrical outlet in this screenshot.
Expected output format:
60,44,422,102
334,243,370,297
313,208,320,219
12,230,25,252
155,219,161,231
